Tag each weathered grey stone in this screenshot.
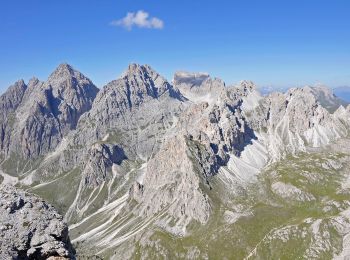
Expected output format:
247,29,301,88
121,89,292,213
1,63,98,160
0,185,75,259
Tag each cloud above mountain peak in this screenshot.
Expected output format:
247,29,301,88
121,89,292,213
111,10,164,30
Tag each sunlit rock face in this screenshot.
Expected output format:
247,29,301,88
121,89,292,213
0,63,98,160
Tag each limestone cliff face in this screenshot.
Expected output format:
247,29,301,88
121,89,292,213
0,64,98,160
82,143,126,188
45,63,99,133
83,63,184,128
130,135,211,234
0,79,27,151
0,79,27,113
334,104,350,125
173,71,210,86
72,63,185,162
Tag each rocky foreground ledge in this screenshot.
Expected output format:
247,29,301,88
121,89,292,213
0,185,75,259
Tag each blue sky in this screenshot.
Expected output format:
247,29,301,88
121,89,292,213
1,0,349,91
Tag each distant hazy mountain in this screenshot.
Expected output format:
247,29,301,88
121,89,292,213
306,84,349,112
334,86,350,102
260,84,349,112
1,64,350,259
258,85,290,95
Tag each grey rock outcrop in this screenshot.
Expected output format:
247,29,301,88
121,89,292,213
130,135,211,234
175,71,226,104
334,104,350,126
82,143,126,188
0,80,27,151
0,185,75,259
45,63,99,133
0,79,27,113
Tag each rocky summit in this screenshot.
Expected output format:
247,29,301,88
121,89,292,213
0,185,75,259
0,63,350,259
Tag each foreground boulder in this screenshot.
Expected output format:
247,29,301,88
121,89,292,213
0,185,75,259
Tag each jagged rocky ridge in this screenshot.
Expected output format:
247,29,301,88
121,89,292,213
0,64,350,259
0,63,98,160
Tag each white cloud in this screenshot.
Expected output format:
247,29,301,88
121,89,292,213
111,10,164,30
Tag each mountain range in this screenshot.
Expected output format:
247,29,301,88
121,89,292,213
334,86,350,103
0,64,350,259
